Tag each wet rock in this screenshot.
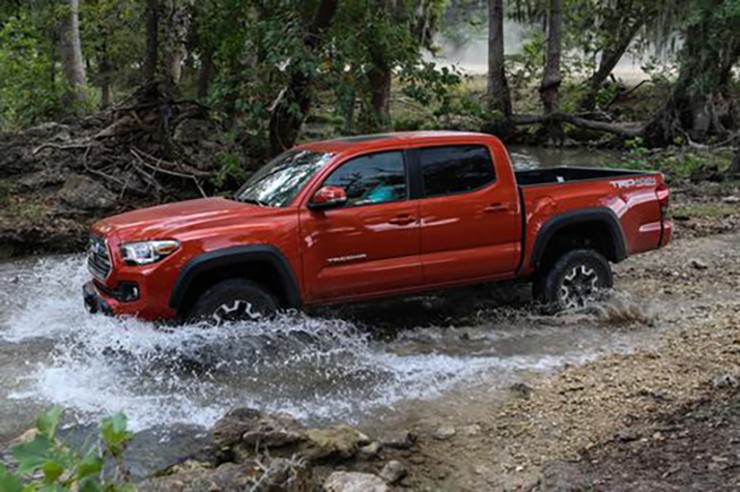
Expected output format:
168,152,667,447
712,373,738,389
510,382,533,399
213,408,372,464
379,460,407,484
323,471,388,492
357,441,381,460
139,458,313,492
432,425,456,440
689,258,709,270
378,430,416,450
722,195,739,204
164,459,212,475
302,425,370,462
241,412,306,448
213,408,308,463
58,174,116,212
213,407,265,449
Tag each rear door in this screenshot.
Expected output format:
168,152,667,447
414,144,521,286
299,150,422,302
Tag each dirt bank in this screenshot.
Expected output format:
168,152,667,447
376,231,740,490
0,99,246,259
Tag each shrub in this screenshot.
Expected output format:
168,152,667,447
0,407,134,491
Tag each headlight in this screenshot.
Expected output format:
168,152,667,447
120,240,180,265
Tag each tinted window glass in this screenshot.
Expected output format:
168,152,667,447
323,151,407,207
235,149,333,207
419,145,495,197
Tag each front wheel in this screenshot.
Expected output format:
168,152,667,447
187,279,279,325
534,249,613,313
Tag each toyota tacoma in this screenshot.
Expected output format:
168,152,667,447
83,131,672,323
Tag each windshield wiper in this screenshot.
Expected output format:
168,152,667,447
238,197,270,207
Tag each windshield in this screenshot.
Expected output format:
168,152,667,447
234,149,334,207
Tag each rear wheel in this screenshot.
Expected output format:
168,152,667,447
187,279,279,325
534,249,613,313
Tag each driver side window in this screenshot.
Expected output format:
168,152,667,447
323,151,407,207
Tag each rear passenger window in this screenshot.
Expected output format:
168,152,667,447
419,145,495,197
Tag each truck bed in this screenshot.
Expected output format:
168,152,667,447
515,167,651,186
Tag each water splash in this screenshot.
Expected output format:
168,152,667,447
1,255,645,432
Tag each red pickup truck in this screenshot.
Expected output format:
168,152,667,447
83,131,671,323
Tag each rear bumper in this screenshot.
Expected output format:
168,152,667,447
661,220,673,248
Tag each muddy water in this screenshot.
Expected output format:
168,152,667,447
0,147,645,464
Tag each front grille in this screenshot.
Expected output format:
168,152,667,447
88,236,112,280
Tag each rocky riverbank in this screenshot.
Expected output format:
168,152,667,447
135,407,424,491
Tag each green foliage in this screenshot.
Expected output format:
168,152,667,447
399,62,462,114
0,14,63,130
610,143,736,182
213,150,248,188
1,407,135,491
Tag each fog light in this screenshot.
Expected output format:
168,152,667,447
116,282,140,302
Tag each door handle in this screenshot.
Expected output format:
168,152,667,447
389,214,415,225
484,203,509,213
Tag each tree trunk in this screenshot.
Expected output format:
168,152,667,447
360,0,394,132
730,148,740,177
643,17,735,147
59,0,87,108
342,82,356,134
268,0,339,156
539,0,563,143
143,0,160,86
196,47,214,101
164,0,191,91
99,51,112,109
366,51,392,132
579,19,642,111
539,0,561,114
487,0,512,117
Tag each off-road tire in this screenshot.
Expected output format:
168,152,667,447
187,279,279,325
534,248,613,314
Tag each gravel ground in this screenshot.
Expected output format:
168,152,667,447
381,226,740,490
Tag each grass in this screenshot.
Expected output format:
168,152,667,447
5,199,47,224
671,203,739,219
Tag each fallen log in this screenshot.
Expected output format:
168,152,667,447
510,113,644,138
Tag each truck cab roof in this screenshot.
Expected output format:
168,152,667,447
296,131,500,155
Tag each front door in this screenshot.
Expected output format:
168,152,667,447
299,150,422,302
415,144,521,286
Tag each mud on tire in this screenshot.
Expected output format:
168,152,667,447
187,279,279,325
534,248,613,314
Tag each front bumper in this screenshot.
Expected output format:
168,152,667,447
83,276,178,320
83,281,113,316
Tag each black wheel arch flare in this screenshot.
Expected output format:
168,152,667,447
168,244,302,311
529,207,628,271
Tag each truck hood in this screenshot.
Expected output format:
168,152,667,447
92,197,272,241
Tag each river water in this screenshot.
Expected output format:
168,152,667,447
0,147,641,455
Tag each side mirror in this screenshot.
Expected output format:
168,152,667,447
308,186,348,210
